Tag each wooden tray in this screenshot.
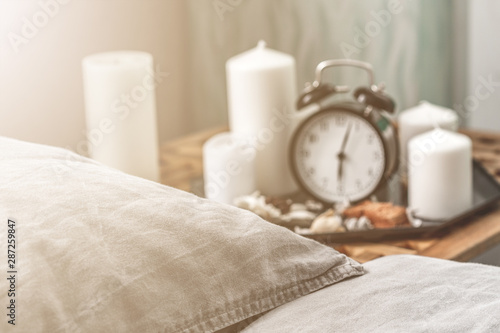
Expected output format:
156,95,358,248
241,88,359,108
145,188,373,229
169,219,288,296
192,160,500,244
304,160,500,243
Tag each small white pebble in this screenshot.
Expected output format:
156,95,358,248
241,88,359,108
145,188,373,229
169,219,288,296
358,216,373,229
344,216,373,231
305,200,323,211
334,199,350,215
294,226,314,235
290,203,307,211
282,210,317,223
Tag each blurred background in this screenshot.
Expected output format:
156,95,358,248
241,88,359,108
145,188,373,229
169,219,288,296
0,0,498,151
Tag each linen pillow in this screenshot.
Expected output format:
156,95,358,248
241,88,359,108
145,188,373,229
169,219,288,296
241,255,500,332
0,137,363,333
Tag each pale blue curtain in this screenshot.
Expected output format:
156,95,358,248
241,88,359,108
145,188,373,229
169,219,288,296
186,0,455,131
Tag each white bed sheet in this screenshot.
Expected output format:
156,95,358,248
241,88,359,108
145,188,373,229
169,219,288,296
243,255,500,332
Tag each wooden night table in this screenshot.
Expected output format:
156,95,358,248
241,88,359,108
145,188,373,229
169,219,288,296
160,126,500,263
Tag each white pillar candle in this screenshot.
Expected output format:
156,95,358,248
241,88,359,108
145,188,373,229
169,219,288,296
82,51,159,182
408,128,472,220
226,40,297,196
398,101,459,176
203,132,257,204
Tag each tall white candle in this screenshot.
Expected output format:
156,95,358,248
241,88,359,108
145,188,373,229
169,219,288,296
398,101,459,176
408,128,472,220
226,40,297,196
82,51,159,181
203,132,257,204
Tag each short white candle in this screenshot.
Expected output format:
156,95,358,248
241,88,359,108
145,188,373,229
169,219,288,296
408,128,472,220
398,101,459,176
226,40,297,196
203,132,257,204
82,51,159,181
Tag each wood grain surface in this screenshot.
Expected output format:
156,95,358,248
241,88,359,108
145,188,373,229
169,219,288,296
161,127,500,263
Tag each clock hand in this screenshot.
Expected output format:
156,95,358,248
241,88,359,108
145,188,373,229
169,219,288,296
337,122,352,181
339,122,353,154
337,155,344,181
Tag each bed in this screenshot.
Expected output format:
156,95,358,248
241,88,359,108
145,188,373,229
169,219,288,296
0,136,499,332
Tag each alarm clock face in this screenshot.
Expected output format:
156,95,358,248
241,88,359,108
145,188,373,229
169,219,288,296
290,107,387,203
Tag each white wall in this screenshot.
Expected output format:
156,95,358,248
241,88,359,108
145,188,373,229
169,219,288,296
0,0,188,150
467,0,500,131
2,0,498,151
185,0,457,133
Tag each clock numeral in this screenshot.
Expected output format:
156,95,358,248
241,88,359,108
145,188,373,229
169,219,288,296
335,115,346,126
301,149,310,158
307,167,316,176
319,121,329,132
367,168,373,177
354,121,361,132
309,134,318,143
355,179,362,189
367,133,375,144
336,183,344,194
373,151,381,160
321,177,329,188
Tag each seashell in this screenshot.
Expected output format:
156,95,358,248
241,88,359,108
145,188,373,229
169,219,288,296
310,210,343,233
315,208,335,219
254,196,281,219
233,191,281,220
233,195,256,210
266,196,293,214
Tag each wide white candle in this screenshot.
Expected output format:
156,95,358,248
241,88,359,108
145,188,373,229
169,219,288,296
408,128,472,220
203,132,257,204
82,51,159,181
226,40,297,196
398,101,459,176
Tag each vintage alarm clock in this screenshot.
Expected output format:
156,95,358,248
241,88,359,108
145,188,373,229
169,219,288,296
290,59,399,204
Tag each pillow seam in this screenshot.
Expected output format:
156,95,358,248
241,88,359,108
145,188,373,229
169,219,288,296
172,261,364,333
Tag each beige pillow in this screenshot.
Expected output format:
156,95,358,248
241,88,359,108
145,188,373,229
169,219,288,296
0,137,364,332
